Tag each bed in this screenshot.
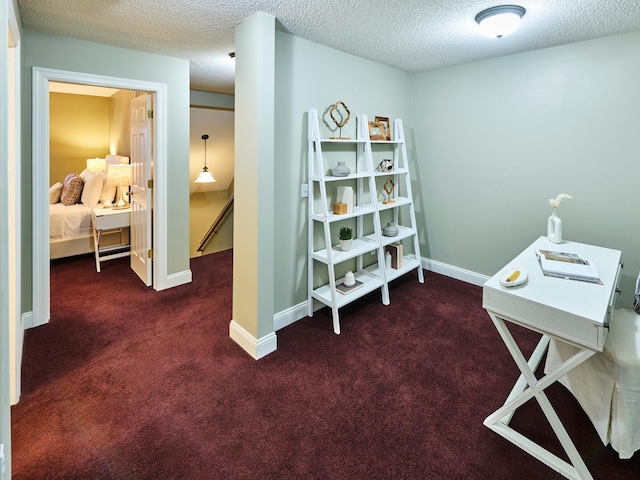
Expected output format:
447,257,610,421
50,154,129,260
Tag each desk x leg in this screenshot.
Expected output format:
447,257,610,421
484,312,598,480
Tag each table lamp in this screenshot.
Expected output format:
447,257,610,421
86,157,107,173
107,164,132,209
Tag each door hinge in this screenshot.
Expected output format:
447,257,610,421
147,109,154,119
148,179,153,189
148,249,154,259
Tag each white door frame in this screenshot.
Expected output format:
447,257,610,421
32,67,169,327
7,0,21,405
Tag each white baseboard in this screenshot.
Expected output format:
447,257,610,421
273,301,309,331
158,269,192,291
420,257,489,287
270,257,489,335
22,311,35,330
229,320,277,359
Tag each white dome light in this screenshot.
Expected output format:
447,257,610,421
475,5,526,39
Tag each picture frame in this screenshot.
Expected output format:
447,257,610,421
375,116,391,140
368,121,386,141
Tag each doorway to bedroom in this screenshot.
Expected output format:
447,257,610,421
48,83,141,262
32,68,169,330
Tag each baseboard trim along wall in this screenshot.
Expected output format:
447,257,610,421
229,320,278,360
22,312,34,330
272,256,490,332
159,269,193,291
421,257,489,287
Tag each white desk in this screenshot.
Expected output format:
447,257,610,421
482,236,622,480
92,206,131,272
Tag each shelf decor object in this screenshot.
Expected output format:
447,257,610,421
332,161,350,177
547,193,572,244
383,222,399,237
338,226,353,251
329,101,351,140
368,121,386,140
375,116,391,140
383,178,395,204
307,108,424,334
379,158,393,172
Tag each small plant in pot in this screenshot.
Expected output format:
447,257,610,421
338,226,353,252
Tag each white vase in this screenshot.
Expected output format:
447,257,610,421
339,239,352,251
344,271,355,287
547,208,562,244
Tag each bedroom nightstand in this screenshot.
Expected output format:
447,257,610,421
91,206,132,272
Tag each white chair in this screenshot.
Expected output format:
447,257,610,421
545,308,640,459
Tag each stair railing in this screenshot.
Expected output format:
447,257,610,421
197,193,234,252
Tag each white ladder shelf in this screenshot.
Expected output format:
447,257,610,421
307,108,423,334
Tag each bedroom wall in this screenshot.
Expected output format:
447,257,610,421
273,31,413,313
109,89,135,156
410,30,640,309
21,30,190,312
49,92,110,185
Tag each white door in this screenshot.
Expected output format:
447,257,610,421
130,94,153,286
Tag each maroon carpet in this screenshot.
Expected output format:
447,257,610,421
11,251,639,479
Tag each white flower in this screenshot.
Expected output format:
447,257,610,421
548,193,572,209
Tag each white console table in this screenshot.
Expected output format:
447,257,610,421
92,206,131,272
482,236,622,480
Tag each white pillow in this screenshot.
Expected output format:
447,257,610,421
81,172,104,207
79,168,92,181
98,171,117,205
49,182,63,204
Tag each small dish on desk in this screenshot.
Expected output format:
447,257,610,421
500,267,528,287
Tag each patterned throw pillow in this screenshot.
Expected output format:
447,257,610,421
63,172,76,185
60,175,84,205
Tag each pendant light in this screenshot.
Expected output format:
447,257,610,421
194,134,216,183
475,5,526,39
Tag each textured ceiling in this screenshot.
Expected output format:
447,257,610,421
17,0,640,95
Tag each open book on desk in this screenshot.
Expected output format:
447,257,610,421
536,249,603,284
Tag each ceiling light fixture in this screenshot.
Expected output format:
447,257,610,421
194,134,216,184
475,5,525,39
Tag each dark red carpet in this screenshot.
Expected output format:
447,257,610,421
11,251,639,479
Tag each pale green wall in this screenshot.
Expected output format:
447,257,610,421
273,32,413,312
233,12,276,341
410,31,640,308
21,30,190,311
191,90,234,110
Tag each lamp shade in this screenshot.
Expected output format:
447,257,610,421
475,5,525,39
86,157,107,173
194,133,216,183
106,164,132,186
195,169,216,183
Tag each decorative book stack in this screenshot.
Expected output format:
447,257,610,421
385,243,403,269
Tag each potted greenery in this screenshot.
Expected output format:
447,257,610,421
338,226,353,251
